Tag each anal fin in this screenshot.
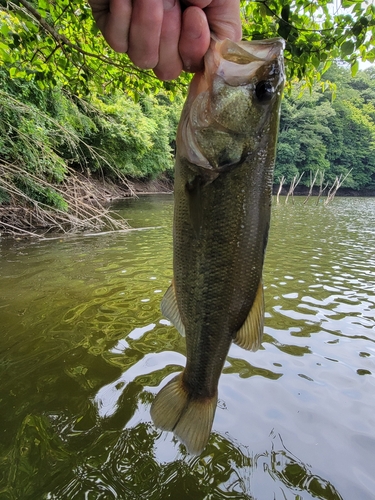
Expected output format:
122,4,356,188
161,283,185,336
234,280,264,351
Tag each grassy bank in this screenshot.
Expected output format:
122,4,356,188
0,71,182,237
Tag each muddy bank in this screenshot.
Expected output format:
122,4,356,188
128,178,173,195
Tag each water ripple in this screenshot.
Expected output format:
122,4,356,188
0,195,374,499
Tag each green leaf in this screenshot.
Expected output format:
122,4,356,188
281,5,290,22
322,60,332,74
278,20,291,40
352,23,362,36
0,23,10,36
351,60,359,77
312,55,320,69
341,40,355,56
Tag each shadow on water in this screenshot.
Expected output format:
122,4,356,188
2,411,343,500
0,196,374,499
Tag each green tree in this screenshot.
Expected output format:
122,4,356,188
0,67,182,223
1,0,375,94
275,85,335,182
86,93,182,178
321,65,375,188
242,0,375,83
275,63,375,190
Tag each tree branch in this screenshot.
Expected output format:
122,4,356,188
12,0,135,71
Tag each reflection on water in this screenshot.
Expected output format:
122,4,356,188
0,195,374,499
5,416,344,500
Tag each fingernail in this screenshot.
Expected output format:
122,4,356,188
188,16,203,39
163,0,176,10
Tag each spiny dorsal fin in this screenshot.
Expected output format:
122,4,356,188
161,283,185,336
234,280,264,351
150,373,217,455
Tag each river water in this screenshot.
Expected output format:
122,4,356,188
0,195,374,500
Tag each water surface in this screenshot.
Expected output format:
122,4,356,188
0,195,374,499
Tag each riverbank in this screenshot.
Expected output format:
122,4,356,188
0,174,174,238
1,172,374,238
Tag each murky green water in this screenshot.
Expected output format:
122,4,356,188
0,195,374,500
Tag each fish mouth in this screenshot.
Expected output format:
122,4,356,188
206,37,285,87
215,37,285,63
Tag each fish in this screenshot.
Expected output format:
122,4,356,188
150,37,285,455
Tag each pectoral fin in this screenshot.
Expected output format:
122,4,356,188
234,281,264,351
161,283,185,336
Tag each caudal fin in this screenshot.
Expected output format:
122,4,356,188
150,373,217,455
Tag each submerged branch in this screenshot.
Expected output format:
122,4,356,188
303,169,319,205
276,176,285,205
285,172,304,204
324,169,352,205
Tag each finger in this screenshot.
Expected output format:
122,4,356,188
205,0,242,41
179,6,210,73
182,0,211,7
128,0,164,69
89,0,132,53
154,0,183,80
183,0,242,41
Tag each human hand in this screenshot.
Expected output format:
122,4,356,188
88,0,242,80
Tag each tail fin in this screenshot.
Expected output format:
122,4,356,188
150,373,217,455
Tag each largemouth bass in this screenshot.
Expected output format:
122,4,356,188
151,37,285,454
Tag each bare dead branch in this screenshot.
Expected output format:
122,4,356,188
285,172,304,204
276,176,285,205
303,169,319,205
324,169,352,205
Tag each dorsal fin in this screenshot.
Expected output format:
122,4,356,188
234,281,264,351
161,283,185,336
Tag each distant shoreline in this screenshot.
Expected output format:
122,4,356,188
272,185,375,197
130,179,375,198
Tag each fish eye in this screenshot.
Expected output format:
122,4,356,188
255,81,274,102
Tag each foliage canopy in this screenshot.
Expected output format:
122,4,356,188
242,0,375,81
0,0,375,94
